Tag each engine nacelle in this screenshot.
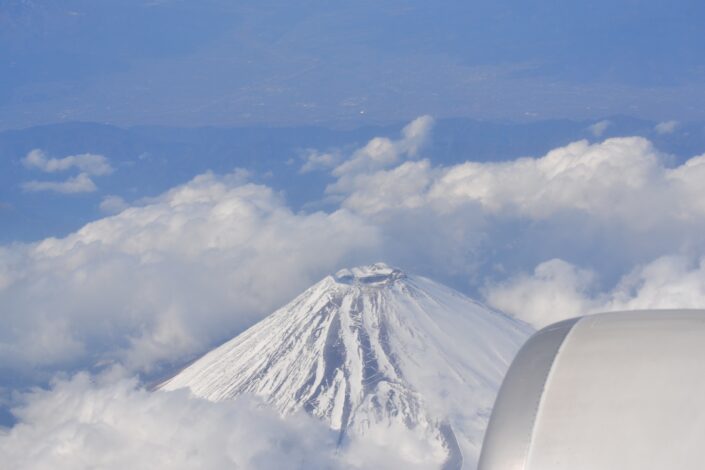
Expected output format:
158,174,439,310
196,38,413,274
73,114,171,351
479,309,705,470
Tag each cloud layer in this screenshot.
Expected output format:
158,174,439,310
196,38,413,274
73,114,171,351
0,370,441,470
331,136,705,227
484,255,705,328
318,120,705,327
0,372,338,470
3,117,705,468
5,119,705,373
2,171,379,378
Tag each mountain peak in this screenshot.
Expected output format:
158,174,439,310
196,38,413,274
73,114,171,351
333,262,405,285
160,268,532,468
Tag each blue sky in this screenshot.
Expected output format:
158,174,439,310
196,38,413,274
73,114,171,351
2,0,705,128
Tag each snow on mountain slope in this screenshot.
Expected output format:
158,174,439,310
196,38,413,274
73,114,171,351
160,263,532,469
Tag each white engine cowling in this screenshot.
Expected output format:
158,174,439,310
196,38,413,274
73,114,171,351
479,309,705,470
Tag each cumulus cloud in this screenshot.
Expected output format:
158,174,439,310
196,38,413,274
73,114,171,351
99,195,129,214
484,255,705,328
588,119,611,137
22,149,113,176
329,135,705,233
425,137,670,221
606,255,705,311
0,372,338,470
299,149,342,173
22,173,97,194
655,120,679,135
21,149,113,194
1,171,380,377
484,259,601,327
334,115,433,177
0,370,440,470
318,117,705,316
331,160,435,215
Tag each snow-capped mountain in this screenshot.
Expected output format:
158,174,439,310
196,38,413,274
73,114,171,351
160,263,532,469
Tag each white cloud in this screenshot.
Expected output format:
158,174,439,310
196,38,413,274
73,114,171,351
426,137,669,220
588,119,610,137
331,115,433,183
484,255,705,328
484,259,600,327
0,370,441,470
22,149,113,176
319,118,705,321
0,247,17,291
1,171,380,376
299,149,342,173
655,120,679,135
22,173,98,194
329,134,705,233
99,195,129,214
0,372,339,470
605,255,705,311
330,160,435,215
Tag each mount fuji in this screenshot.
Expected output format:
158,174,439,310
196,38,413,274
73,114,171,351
160,263,532,468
